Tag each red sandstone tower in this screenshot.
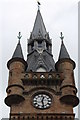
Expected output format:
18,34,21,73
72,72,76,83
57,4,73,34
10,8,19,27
5,5,79,120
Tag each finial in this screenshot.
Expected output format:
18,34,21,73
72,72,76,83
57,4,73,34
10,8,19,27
17,32,22,42
37,0,41,10
60,32,64,42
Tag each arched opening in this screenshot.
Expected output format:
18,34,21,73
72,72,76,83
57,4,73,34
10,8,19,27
36,67,46,72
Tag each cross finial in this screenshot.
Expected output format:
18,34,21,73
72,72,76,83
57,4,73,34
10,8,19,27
60,32,64,41
17,32,22,41
37,0,41,10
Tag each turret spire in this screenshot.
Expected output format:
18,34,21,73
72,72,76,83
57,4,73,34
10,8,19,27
58,32,70,60
7,32,27,69
12,32,23,59
55,33,76,70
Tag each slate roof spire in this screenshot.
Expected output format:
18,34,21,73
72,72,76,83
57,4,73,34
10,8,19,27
58,35,70,60
55,32,75,70
12,32,24,59
31,8,47,39
7,32,27,69
12,39,24,59
27,8,55,72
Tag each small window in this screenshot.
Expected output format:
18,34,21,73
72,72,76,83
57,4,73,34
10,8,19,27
38,41,42,48
31,42,34,50
40,74,45,79
24,74,29,79
56,74,60,79
48,74,52,79
33,74,37,79
46,43,49,50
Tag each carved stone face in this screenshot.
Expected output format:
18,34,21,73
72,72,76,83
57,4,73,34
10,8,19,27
33,93,52,109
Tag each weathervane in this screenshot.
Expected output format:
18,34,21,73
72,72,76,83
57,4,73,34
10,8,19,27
37,0,41,10
17,32,22,41
60,32,64,41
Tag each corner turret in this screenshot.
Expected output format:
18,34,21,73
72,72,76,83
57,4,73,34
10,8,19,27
55,32,79,107
5,32,27,106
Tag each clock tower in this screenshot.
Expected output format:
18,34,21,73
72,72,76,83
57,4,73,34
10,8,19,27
5,5,79,120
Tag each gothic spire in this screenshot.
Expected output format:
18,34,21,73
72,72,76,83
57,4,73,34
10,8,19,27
31,8,47,39
27,6,55,72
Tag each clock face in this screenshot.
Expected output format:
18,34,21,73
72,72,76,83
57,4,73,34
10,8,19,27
33,94,52,109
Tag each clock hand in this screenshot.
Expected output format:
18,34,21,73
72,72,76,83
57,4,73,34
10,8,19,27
42,96,44,108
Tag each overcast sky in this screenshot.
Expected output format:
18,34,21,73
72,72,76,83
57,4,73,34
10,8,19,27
0,0,79,119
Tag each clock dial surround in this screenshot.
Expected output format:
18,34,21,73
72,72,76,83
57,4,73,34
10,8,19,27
33,93,52,109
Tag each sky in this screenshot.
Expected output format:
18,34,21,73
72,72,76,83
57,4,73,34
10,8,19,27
0,0,79,119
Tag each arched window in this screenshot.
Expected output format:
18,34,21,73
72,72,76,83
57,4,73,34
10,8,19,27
38,41,42,48
36,67,46,72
